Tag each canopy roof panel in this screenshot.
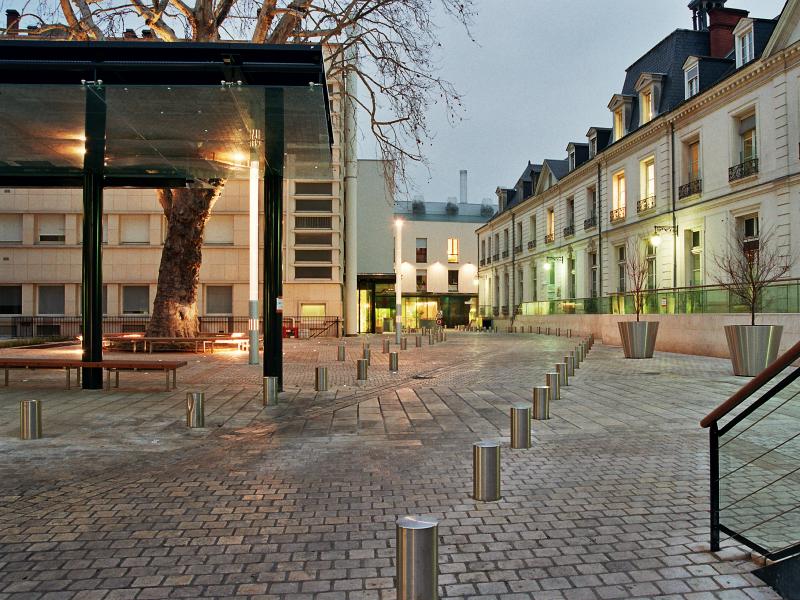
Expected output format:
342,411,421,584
0,40,332,186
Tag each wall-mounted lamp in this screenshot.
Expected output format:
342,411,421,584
546,256,564,263
650,225,677,247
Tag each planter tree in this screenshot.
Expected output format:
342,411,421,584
624,239,650,322
35,0,474,336
712,226,793,325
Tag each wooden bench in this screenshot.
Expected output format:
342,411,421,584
0,358,187,391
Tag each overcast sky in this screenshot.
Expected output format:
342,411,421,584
375,0,786,205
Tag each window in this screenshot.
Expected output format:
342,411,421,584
415,238,428,263
617,246,626,293
518,269,524,302
613,108,625,140
38,285,65,315
612,171,626,211
547,208,555,238
515,223,522,248
503,229,509,252
738,114,757,163
586,186,597,221
416,269,427,292
120,215,150,244
532,265,538,301
566,197,575,227
447,238,459,263
589,252,598,298
685,64,699,99
295,266,332,279
480,239,486,260
688,140,700,181
568,257,576,299
646,243,657,290
640,157,656,211
37,214,65,244
0,285,22,314
206,285,232,315
205,215,234,245
295,232,332,246
301,303,326,317
77,214,109,245
640,90,653,124
122,285,150,314
295,249,332,262
295,199,332,212
589,136,597,158
448,269,458,292
494,233,500,256
740,214,759,239
689,230,703,286
0,214,22,243
568,150,576,171
737,28,754,67
530,215,537,245
295,182,333,195
295,216,332,229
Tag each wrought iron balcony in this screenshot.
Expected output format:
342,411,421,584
545,233,555,244
502,250,509,259
486,256,491,264
528,240,536,250
729,158,759,182
492,253,499,261
637,195,656,213
513,244,522,253
563,224,575,237
501,305,509,316
679,178,702,199
479,258,485,266
492,306,499,316
610,207,626,223
584,214,597,230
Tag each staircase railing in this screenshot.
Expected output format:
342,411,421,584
701,339,800,560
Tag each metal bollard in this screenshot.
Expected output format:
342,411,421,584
363,346,371,365
473,441,501,501
510,404,531,449
396,516,439,600
546,372,560,401
383,338,391,354
263,376,279,406
429,333,435,346
389,352,399,373
186,392,205,428
416,335,423,348
556,362,569,386
565,354,575,377
19,399,42,440
337,343,346,361
546,326,551,335
401,337,408,350
315,366,328,392
532,386,551,420
556,327,561,337
357,358,368,381
576,344,583,364
537,326,541,334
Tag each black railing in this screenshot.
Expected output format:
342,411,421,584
0,315,342,339
563,224,575,237
502,250,509,258
584,215,597,230
513,244,522,253
486,256,492,264
679,178,702,199
637,195,655,213
479,258,486,266
729,158,759,182
492,253,500,261
528,240,536,250
610,207,626,223
492,306,499,316
544,233,555,244
701,339,800,560
501,305,509,316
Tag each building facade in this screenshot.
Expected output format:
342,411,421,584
478,1,800,334
357,161,493,332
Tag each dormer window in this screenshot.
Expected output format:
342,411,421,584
613,109,624,140
568,150,575,171
634,73,663,127
734,19,755,68
685,63,700,99
640,90,653,124
608,94,633,142
589,136,597,158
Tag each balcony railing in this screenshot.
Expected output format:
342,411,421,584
513,244,522,253
502,250,509,258
492,253,499,261
501,305,509,316
563,224,575,237
610,206,626,223
492,306,499,316
479,258,486,266
729,158,759,182
637,195,655,213
584,215,597,230
544,233,555,244
528,240,536,250
679,178,702,199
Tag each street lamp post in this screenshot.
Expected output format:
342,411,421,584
248,132,261,365
395,219,403,344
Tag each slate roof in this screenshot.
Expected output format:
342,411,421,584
567,143,590,170
545,159,570,181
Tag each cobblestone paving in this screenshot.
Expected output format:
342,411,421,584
0,332,782,599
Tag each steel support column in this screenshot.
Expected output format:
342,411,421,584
81,84,106,389
264,88,284,390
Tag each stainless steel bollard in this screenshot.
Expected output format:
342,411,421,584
186,392,205,428
389,352,399,373
383,338,391,354
556,362,569,386
565,354,575,377
396,516,439,600
567,328,572,337
337,343,346,361
19,399,42,440
537,326,541,334
576,344,583,364
532,386,551,420
416,335,423,348
546,372,561,401
315,366,328,392
401,337,408,350
363,346,371,365
510,404,531,449
263,376,279,406
556,327,561,336
428,333,435,345
357,358,368,381
473,441,501,501
546,326,551,335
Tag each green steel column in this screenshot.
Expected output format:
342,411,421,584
81,84,107,389
264,88,285,389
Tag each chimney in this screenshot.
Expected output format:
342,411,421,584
708,7,749,58
5,10,20,36
459,169,467,204
688,0,727,31
141,29,153,38
123,28,137,39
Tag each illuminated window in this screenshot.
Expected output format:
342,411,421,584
688,140,700,181
641,157,655,200
416,269,427,292
614,108,625,140
447,238,459,263
612,171,626,210
617,246,626,293
547,208,555,237
640,90,653,124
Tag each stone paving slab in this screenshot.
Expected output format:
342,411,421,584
0,332,784,599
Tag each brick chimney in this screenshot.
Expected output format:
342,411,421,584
5,10,20,36
708,8,749,58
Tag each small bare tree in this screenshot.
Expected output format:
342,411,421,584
712,226,793,326
624,239,650,322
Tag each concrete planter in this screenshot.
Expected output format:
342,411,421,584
618,321,659,359
724,324,783,377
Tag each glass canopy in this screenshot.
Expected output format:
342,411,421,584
0,83,331,182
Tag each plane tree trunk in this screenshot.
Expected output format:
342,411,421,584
145,184,224,337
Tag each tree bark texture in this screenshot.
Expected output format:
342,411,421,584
146,184,224,337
